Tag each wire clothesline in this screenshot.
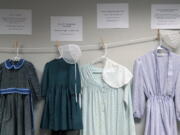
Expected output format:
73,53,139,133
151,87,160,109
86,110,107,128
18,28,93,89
0,36,157,53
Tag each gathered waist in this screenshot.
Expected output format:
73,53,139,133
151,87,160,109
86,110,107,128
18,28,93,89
147,95,173,102
146,95,175,113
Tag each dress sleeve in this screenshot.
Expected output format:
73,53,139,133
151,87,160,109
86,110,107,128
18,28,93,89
28,63,41,101
175,72,180,121
41,63,49,97
132,58,146,119
123,83,136,135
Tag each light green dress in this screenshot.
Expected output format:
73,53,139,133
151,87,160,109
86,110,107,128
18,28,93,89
80,63,136,135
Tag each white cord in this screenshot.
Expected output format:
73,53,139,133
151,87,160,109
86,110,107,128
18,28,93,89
0,36,157,53
75,64,77,103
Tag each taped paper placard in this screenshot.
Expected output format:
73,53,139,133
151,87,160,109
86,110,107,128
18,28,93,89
97,3,129,28
151,4,180,29
0,9,32,35
51,16,83,41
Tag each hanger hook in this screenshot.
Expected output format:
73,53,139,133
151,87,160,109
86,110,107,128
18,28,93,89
14,41,20,57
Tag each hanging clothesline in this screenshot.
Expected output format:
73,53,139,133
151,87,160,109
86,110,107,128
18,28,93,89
0,36,157,53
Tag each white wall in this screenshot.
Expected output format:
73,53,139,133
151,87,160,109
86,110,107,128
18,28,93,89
0,0,180,135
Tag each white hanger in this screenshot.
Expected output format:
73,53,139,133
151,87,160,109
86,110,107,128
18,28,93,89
12,41,21,61
162,30,180,49
91,38,108,65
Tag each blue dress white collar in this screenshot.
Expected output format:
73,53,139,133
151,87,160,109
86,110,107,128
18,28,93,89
5,59,25,69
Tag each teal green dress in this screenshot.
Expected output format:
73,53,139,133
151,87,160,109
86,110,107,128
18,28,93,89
40,59,82,131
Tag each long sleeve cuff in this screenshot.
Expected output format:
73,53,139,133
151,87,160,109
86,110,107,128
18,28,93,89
177,112,180,122
133,112,142,119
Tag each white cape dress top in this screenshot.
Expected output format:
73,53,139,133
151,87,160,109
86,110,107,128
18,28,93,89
80,58,136,135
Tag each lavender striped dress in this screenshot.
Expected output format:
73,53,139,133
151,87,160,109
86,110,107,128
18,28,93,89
133,49,180,135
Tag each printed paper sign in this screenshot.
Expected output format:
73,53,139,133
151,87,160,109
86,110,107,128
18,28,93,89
97,3,129,28
0,9,32,35
151,4,180,29
51,16,83,41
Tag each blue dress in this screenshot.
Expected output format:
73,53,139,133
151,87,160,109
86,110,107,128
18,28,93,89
133,49,180,135
0,59,40,135
40,59,83,131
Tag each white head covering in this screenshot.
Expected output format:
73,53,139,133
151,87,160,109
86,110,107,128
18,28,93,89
102,58,132,88
59,44,82,64
58,44,82,102
161,30,180,49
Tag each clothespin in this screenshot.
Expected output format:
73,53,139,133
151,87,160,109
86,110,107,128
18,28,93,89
100,38,106,49
55,40,61,48
156,29,160,41
55,40,61,54
100,38,108,57
55,41,62,58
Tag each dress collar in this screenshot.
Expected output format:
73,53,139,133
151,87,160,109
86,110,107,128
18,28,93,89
153,45,170,56
102,58,133,88
5,59,25,70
